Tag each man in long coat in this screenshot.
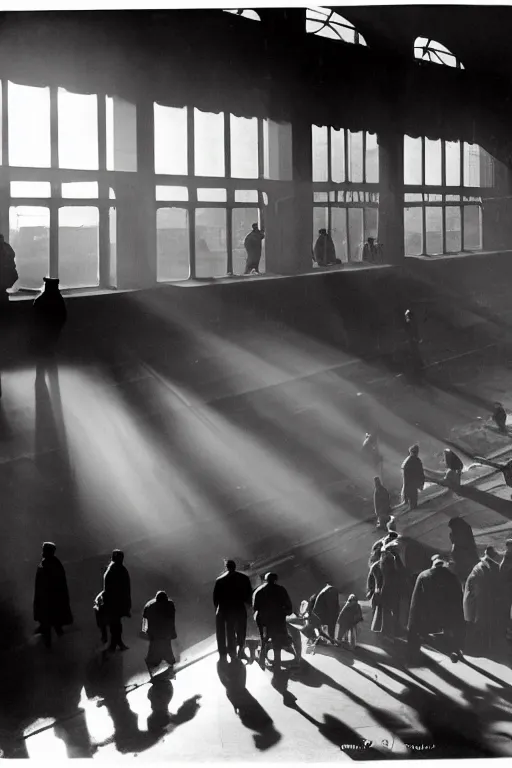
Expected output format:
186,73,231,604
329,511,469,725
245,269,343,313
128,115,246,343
464,546,504,655
366,549,402,639
373,477,392,531
312,583,339,638
407,556,465,662
401,444,425,511
244,223,265,274
448,517,479,585
213,559,253,660
103,549,131,652
253,572,298,669
33,542,73,648
143,590,177,679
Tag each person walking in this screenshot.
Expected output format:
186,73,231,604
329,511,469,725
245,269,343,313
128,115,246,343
33,542,73,648
448,517,479,585
401,445,425,511
492,402,507,434
464,546,504,656
407,555,465,663
443,448,464,488
336,594,363,650
213,559,252,661
373,477,392,531
312,583,339,638
366,549,402,640
103,549,131,652
142,591,177,679
252,572,298,669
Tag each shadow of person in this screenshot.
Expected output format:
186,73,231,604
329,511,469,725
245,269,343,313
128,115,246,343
216,659,281,750
147,679,174,733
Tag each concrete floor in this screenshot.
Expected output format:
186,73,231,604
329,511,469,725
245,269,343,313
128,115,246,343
1,294,512,758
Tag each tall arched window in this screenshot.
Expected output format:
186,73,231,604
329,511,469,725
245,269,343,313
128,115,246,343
414,37,464,69
223,9,261,21
306,8,366,45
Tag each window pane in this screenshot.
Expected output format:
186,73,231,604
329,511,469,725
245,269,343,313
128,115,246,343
314,192,328,203
194,110,224,177
464,206,482,250
58,89,98,170
331,207,348,262
404,207,423,256
445,141,461,186
364,207,379,240
348,132,363,183
156,186,188,201
58,207,99,288
348,207,364,260
105,96,137,172
234,190,258,203
404,136,422,185
425,138,441,185
233,208,265,275
312,125,328,182
8,83,50,168
11,181,51,197
331,128,345,183
197,188,227,202
230,115,258,178
157,207,190,281
195,208,227,277
9,206,49,289
154,104,187,175
425,207,443,254
61,182,99,198
365,133,379,183
446,206,461,252
313,207,328,244
464,143,481,187
109,207,117,288
263,120,292,181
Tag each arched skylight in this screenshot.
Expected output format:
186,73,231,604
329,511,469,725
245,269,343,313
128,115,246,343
414,37,464,69
306,8,367,46
223,9,261,21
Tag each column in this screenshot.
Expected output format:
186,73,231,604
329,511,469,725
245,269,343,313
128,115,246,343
378,130,405,265
116,94,156,289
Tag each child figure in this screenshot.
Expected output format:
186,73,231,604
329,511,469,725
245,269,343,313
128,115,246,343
336,594,363,650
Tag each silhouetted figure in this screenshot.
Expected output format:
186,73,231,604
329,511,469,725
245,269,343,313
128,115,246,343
244,223,265,274
500,540,512,641
313,228,340,266
312,583,339,638
473,455,512,497
407,556,465,663
444,448,464,488
143,590,177,679
401,444,425,511
33,542,73,648
335,594,363,649
366,549,402,638
361,236,379,265
464,546,504,655
252,572,297,669
373,476,392,530
32,277,67,358
492,402,507,434
103,549,131,652
362,432,383,479
448,517,479,585
213,559,252,660
0,234,17,306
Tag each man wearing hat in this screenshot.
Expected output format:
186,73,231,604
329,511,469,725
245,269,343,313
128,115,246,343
401,444,425,511
33,542,73,648
252,572,298,670
407,554,465,663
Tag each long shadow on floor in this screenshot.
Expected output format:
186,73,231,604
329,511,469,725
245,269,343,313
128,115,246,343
216,659,281,750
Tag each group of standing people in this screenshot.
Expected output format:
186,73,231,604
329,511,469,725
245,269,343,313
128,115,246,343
366,512,512,663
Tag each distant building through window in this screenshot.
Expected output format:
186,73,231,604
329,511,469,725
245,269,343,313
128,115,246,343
306,8,366,45
414,37,464,69
223,9,261,21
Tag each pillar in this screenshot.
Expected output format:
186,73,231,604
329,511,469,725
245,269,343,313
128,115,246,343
116,95,156,289
378,130,404,265
481,158,512,252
